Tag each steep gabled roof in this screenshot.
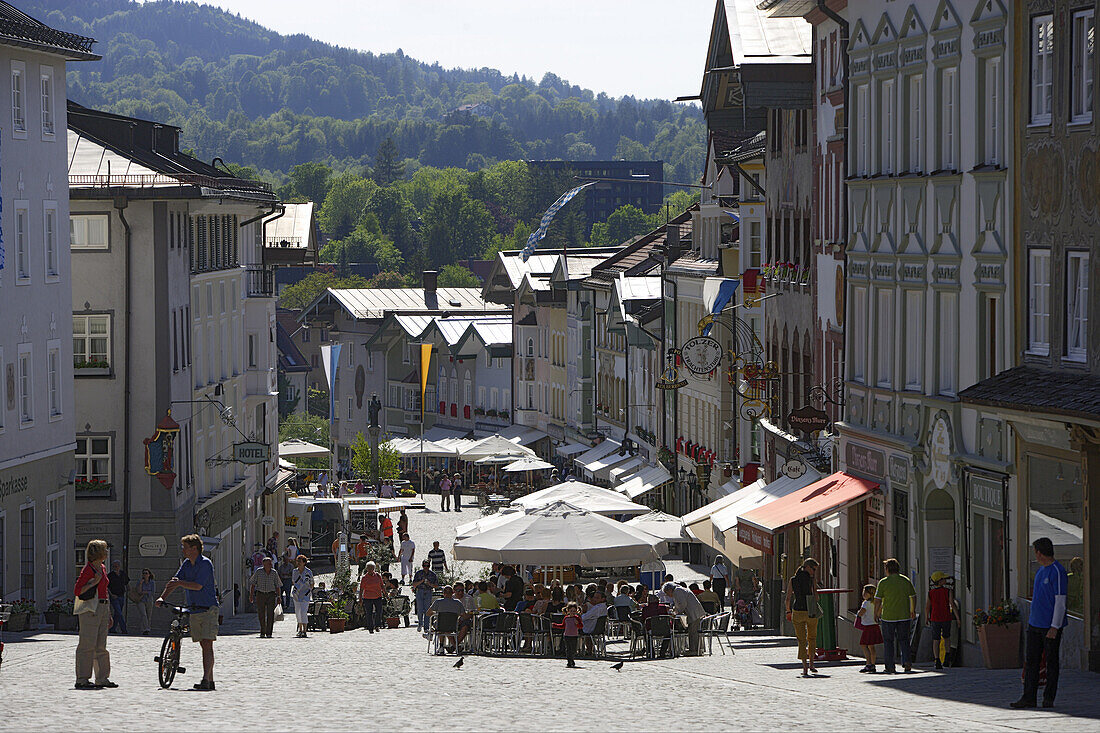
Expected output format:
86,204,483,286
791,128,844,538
0,2,99,60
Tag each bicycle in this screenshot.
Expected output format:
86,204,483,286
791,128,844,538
153,604,191,689
0,603,11,671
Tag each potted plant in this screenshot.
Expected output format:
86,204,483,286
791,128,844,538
327,599,349,633
47,598,77,631
7,598,36,632
973,600,1022,669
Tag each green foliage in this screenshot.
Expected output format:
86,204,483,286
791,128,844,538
319,217,405,272
277,270,371,310
372,137,405,187
38,0,703,180
421,185,496,267
319,172,377,238
350,432,401,480
278,412,330,469
368,271,412,289
590,204,661,247
307,387,329,418
437,264,479,288
280,162,333,203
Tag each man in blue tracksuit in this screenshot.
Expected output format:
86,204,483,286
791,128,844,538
1011,537,1069,709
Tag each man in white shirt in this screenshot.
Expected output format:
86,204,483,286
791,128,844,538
710,556,730,609
664,582,706,656
398,534,416,584
580,590,608,655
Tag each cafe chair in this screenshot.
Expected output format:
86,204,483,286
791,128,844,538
426,612,459,655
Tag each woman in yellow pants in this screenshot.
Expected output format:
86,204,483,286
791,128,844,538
786,557,820,677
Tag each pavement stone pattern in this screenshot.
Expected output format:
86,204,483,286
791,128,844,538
6,500,1097,730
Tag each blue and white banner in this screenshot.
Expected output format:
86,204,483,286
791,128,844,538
723,210,740,222
701,277,740,336
320,342,342,420
521,181,597,261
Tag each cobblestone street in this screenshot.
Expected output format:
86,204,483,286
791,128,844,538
4,614,1100,731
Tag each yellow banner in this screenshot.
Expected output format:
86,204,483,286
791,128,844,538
419,342,433,420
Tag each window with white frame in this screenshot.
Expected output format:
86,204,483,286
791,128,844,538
1028,249,1051,355
490,388,498,410
347,396,353,419
75,436,111,484
502,388,510,410
852,286,867,382
1066,251,1090,360
70,213,109,249
1032,15,1055,124
46,494,63,595
907,75,923,172
40,67,54,136
402,341,411,364
526,337,534,358
464,376,471,407
984,57,1002,165
876,289,894,387
73,314,110,368
47,343,61,418
15,203,28,281
856,83,869,176
938,292,959,396
478,386,485,408
749,220,762,267
44,204,58,277
1072,10,1095,123
904,290,924,390
940,68,958,170
18,346,33,424
11,61,24,133
880,79,895,175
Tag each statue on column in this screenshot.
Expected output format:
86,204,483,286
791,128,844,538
368,393,382,429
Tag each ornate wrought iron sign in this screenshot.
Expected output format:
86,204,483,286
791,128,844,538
787,404,830,435
681,336,723,374
144,411,180,490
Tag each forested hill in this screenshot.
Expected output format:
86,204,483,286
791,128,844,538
31,0,705,180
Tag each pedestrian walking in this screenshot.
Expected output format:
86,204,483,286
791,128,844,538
412,560,440,632
427,540,448,576
1012,537,1069,709
873,558,917,674
106,560,129,634
354,535,370,577
399,534,416,584
439,474,452,511
710,555,729,609
157,534,221,691
74,539,115,689
291,555,314,638
286,538,299,565
451,473,463,511
926,571,959,670
359,561,385,633
134,569,156,635
786,557,820,677
397,509,408,537
855,584,882,673
249,556,281,638
278,551,294,610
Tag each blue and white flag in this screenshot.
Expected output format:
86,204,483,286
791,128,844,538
701,277,740,336
320,342,342,420
521,181,597,261
723,210,740,222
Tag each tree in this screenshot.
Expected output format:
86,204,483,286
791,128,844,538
589,204,659,246
286,161,333,203
278,412,329,469
421,185,496,267
368,271,410,289
278,270,370,309
372,137,405,186
319,218,405,272
350,431,400,480
437,264,479,288
318,172,377,238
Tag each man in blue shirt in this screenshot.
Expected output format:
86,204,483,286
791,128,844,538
1012,537,1069,709
158,534,220,691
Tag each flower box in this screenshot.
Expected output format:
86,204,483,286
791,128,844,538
977,621,1021,669
55,613,78,632
6,612,28,632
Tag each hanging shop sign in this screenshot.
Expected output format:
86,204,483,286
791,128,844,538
681,336,723,374
787,404,830,435
656,353,688,390
888,455,909,486
144,411,180,490
844,441,885,481
233,441,271,465
138,536,167,557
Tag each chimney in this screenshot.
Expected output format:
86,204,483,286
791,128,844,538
423,270,438,294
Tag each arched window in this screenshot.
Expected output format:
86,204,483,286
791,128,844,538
527,338,534,357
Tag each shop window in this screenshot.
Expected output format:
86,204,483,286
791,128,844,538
1027,455,1083,616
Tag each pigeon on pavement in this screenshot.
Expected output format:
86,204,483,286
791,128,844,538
611,661,624,671
453,657,464,669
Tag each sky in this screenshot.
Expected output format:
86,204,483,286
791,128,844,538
189,0,715,100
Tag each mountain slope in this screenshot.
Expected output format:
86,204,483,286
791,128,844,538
31,0,705,180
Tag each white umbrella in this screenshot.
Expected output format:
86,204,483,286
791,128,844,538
502,457,555,472
452,500,666,566
625,510,696,543
511,479,650,516
454,507,525,541
475,454,524,465
458,435,536,460
399,439,457,458
278,439,331,458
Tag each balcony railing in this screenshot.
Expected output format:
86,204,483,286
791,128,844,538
246,265,274,298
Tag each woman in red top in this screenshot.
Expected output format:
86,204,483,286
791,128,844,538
73,539,114,689
359,561,385,633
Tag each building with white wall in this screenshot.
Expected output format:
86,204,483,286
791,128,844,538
0,5,98,606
